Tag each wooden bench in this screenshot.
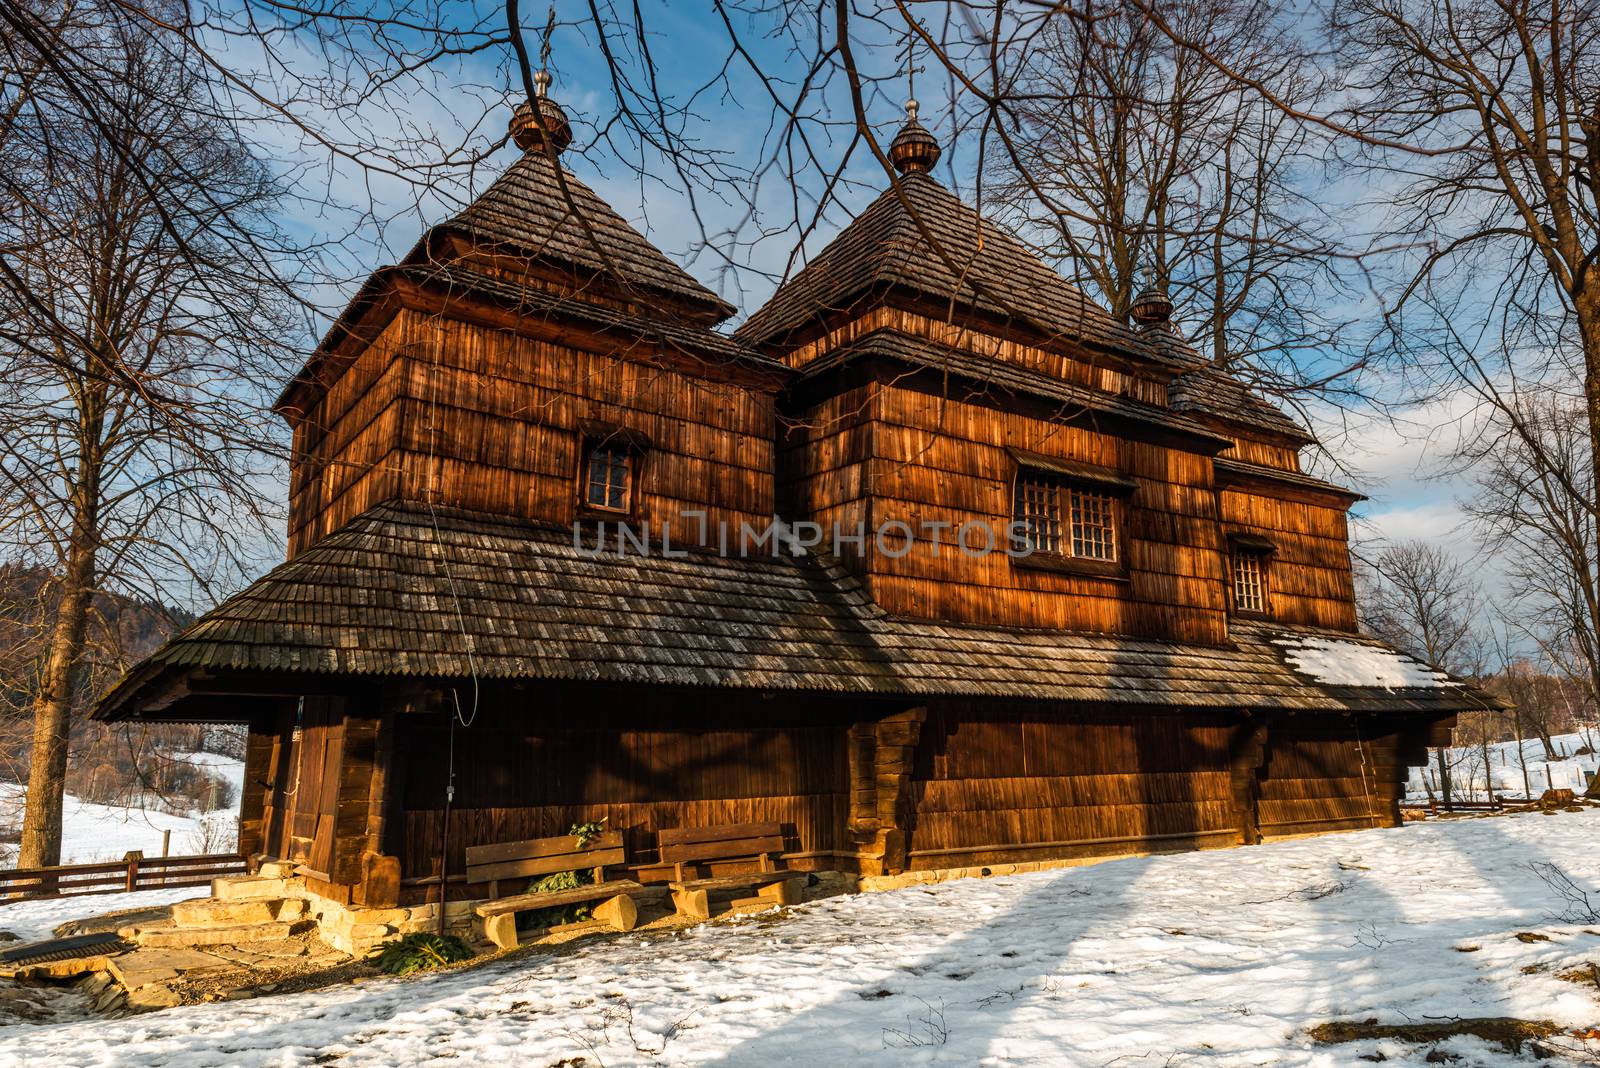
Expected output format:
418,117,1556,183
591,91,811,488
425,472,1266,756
466,831,662,950
660,822,806,920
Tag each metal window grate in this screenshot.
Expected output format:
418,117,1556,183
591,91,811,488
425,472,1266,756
1067,486,1117,561
1014,475,1063,554
1013,475,1118,562
1233,550,1267,613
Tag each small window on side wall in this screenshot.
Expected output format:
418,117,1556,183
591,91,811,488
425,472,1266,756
1229,537,1275,616
581,439,635,514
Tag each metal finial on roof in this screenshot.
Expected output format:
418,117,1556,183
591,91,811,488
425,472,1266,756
889,102,941,175
1130,283,1175,327
510,68,572,156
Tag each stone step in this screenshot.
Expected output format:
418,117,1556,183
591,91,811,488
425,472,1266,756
210,875,303,901
169,897,309,929
170,898,280,927
123,921,297,949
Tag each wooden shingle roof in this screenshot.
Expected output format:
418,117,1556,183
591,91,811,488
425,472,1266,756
1170,365,1313,444
97,503,1493,720
795,328,1231,451
428,149,736,320
736,172,1176,364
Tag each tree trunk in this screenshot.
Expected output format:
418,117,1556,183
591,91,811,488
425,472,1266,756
1434,747,1453,810
17,476,100,870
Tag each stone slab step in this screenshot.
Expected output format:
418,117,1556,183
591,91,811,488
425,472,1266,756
170,899,280,927
123,922,297,949
210,875,304,902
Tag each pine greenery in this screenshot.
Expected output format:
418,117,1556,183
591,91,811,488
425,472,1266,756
367,932,474,976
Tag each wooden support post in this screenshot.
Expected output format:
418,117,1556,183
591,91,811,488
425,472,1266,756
123,851,143,893
332,704,396,890
846,720,879,843
672,887,711,921
481,912,518,951
1228,717,1268,846
864,706,926,877
236,715,279,860
592,893,639,932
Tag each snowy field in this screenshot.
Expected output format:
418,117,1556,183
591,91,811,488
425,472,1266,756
0,751,243,866
3,811,1599,1067
1409,730,1600,800
0,885,204,943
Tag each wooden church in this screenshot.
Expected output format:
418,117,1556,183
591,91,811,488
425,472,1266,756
97,76,1490,912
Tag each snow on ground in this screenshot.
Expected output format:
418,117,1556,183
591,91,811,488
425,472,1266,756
5,812,1600,1067
0,886,205,943
0,785,205,866
1273,635,1458,689
165,750,246,802
1409,730,1600,800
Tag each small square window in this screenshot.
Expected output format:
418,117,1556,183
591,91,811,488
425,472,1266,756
1233,549,1269,614
582,441,634,513
1013,474,1118,562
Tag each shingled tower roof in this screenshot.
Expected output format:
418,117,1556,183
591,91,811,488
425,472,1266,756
737,138,1179,364
420,150,735,321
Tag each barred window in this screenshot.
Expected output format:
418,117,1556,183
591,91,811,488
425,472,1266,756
583,442,634,512
1013,475,1119,562
1233,549,1269,614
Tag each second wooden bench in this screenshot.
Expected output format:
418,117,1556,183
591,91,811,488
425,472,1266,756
659,821,806,920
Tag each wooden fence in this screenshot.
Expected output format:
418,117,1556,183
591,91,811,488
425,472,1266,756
0,852,247,902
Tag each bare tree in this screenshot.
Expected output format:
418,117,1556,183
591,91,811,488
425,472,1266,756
1462,392,1600,714
1359,541,1487,676
1315,1,1598,506
1359,539,1489,805
989,0,1361,406
0,6,295,867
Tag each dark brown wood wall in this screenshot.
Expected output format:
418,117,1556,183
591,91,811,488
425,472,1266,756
1219,488,1359,630
287,307,777,555
905,704,1240,869
1257,717,1408,835
396,696,854,894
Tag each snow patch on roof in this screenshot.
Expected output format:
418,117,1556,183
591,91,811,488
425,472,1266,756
1272,636,1459,690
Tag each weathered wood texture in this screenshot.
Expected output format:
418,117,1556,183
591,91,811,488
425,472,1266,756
396,699,853,899
288,308,777,555
276,697,345,877
780,306,1169,407
905,704,1243,869
1218,489,1359,630
783,380,1231,641
1257,718,1403,835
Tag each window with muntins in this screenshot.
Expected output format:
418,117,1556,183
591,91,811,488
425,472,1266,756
583,442,634,512
1013,474,1118,562
1233,549,1268,614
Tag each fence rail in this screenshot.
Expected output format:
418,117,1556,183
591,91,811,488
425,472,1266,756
0,851,246,902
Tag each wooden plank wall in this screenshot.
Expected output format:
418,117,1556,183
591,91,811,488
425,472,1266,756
905,703,1240,869
783,381,1230,641
1257,717,1397,835
1218,488,1358,630
396,696,853,898
276,697,346,878
287,308,777,554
